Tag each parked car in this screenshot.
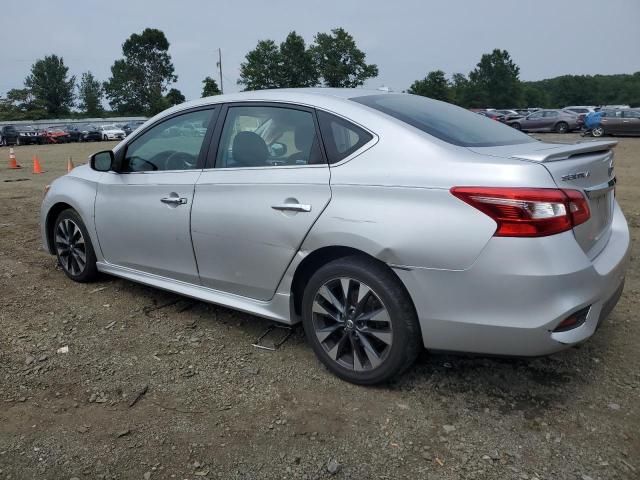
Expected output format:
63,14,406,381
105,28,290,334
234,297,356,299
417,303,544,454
122,121,145,136
64,124,102,142
508,109,581,133
40,89,629,384
564,105,598,115
0,125,19,146
477,110,506,122
592,108,640,137
16,126,43,145
492,109,524,121
99,124,126,141
42,127,71,144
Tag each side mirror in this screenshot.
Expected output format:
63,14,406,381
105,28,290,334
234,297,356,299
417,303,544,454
90,150,114,172
269,142,288,157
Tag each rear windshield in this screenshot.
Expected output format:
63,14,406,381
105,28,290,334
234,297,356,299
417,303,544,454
351,94,536,147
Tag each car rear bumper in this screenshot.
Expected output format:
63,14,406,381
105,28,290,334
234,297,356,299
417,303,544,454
395,202,630,356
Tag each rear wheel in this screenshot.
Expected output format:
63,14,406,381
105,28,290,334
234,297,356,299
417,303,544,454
555,121,569,133
511,122,522,130
301,256,421,385
53,209,98,282
592,126,605,137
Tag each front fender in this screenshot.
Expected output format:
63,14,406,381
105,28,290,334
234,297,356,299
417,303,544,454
40,172,101,257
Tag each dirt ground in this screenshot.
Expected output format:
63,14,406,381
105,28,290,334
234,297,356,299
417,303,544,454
0,135,638,480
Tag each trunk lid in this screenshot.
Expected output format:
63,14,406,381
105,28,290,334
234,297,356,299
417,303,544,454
469,140,617,259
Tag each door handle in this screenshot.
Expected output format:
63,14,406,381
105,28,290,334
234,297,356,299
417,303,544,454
271,203,312,213
161,197,187,205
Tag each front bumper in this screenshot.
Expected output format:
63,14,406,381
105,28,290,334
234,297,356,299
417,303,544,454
396,202,630,356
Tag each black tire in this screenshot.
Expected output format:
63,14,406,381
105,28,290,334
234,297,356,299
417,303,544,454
592,126,605,137
53,209,99,282
511,122,522,130
16,136,22,146
301,255,421,385
103,135,108,141
555,121,569,133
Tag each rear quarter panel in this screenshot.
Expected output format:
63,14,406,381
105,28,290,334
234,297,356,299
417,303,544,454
303,125,559,270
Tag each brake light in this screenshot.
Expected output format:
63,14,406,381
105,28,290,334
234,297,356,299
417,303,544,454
450,187,590,237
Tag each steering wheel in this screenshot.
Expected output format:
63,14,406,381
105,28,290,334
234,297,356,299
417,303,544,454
127,155,158,172
164,151,197,170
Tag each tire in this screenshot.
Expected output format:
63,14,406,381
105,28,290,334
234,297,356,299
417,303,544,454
301,255,421,385
0,136,5,146
53,209,99,283
592,126,605,137
103,135,108,141
16,136,22,146
511,122,522,130
555,121,569,133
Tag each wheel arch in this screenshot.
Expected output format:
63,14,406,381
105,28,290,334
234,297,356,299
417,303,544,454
289,245,419,326
44,202,74,254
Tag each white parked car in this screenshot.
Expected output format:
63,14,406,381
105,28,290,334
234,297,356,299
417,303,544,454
99,125,126,141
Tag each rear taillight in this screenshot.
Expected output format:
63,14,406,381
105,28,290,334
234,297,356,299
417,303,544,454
450,187,590,237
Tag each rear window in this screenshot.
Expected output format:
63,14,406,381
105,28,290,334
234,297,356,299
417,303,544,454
317,110,373,164
351,94,536,147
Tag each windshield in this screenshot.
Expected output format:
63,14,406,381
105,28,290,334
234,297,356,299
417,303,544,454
351,94,536,147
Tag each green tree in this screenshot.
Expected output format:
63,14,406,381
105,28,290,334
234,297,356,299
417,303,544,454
311,28,378,87
238,40,282,90
24,54,75,117
468,49,522,108
201,76,222,97
279,31,318,87
408,70,450,101
104,28,177,115
77,71,103,116
165,87,185,106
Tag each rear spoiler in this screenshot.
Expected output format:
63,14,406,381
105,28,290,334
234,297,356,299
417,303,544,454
511,140,617,162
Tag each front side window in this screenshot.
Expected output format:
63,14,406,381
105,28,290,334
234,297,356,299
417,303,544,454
216,106,323,168
544,111,559,118
528,112,543,119
124,109,214,172
352,94,535,147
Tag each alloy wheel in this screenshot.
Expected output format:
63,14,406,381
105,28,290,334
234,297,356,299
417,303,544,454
55,219,87,276
592,127,604,137
311,277,393,371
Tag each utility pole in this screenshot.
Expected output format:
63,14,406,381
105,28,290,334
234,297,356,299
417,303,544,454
216,48,224,94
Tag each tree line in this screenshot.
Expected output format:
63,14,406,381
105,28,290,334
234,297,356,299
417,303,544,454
407,49,640,109
1,27,638,121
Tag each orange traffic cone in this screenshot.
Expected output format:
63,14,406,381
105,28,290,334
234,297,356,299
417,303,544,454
32,155,44,174
8,147,21,169
67,157,74,173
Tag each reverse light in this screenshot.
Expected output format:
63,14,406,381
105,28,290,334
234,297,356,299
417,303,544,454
450,187,590,237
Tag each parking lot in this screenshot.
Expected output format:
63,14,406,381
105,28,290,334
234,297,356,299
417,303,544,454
0,135,638,479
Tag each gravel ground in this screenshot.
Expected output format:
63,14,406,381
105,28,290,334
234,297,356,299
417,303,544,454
0,135,638,480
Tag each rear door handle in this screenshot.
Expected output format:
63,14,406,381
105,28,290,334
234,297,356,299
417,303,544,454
161,197,187,205
271,203,312,213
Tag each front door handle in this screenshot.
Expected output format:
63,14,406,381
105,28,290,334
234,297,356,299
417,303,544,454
271,203,312,213
161,197,187,205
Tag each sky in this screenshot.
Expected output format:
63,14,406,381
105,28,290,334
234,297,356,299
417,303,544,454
1,0,639,102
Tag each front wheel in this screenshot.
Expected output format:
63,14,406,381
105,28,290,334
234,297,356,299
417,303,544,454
555,121,569,133
53,209,99,282
592,126,605,137
511,122,522,130
301,256,421,385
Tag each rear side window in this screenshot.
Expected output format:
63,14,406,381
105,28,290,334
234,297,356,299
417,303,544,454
351,94,535,147
317,111,372,164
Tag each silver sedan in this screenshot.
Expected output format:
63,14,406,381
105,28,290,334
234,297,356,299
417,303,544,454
41,89,630,384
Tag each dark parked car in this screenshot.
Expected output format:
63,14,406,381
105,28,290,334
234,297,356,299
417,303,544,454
0,125,19,146
63,124,102,142
122,121,145,136
16,126,43,145
508,109,581,133
593,109,640,137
